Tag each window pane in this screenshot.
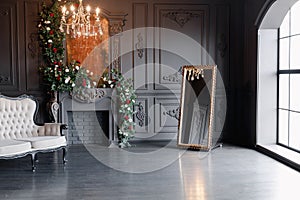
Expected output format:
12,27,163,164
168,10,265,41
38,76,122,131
279,38,289,70
278,109,289,146
290,35,300,69
289,112,300,150
291,1,300,35
290,74,300,112
279,74,289,109
280,10,290,38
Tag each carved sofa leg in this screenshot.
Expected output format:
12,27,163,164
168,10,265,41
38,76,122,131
63,147,67,164
35,154,39,163
31,153,37,172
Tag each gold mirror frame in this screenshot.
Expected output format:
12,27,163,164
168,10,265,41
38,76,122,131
177,65,217,150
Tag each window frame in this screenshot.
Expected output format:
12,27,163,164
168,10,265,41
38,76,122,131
277,5,300,152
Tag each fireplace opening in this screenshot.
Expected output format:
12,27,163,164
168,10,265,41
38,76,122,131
67,111,110,145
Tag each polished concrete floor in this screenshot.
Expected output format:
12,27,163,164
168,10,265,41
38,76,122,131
0,143,300,200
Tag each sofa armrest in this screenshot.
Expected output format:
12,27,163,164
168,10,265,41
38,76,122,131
37,123,68,136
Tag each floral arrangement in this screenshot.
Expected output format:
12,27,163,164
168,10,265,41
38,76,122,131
38,1,93,92
38,0,69,91
72,67,96,95
97,69,116,88
38,1,64,65
111,69,136,148
39,60,80,91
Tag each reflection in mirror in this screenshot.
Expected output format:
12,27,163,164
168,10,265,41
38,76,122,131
177,65,216,150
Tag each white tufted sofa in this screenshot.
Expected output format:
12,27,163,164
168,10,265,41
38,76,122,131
0,94,67,171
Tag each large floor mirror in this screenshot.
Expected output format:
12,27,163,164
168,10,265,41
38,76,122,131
178,65,217,150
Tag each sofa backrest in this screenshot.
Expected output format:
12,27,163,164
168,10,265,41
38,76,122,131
0,95,39,140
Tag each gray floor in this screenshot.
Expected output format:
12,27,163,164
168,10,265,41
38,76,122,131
0,143,300,200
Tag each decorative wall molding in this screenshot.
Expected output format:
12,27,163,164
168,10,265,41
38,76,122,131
135,33,144,59
70,88,107,103
28,33,38,58
0,9,8,16
0,74,9,84
135,102,145,127
163,9,200,27
98,8,127,36
109,21,125,35
106,12,127,69
162,71,181,83
163,107,180,120
112,37,121,69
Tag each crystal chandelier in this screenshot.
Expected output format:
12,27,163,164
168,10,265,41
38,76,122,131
60,0,103,38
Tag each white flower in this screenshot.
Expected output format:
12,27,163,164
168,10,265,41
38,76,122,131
38,24,41,28
110,84,114,88
93,81,97,86
87,85,91,88
65,69,69,72
48,39,53,43
128,118,133,123
65,77,71,83
46,27,51,31
127,107,131,111
72,83,75,87
86,70,90,73
55,65,58,68
108,80,112,84
103,77,107,81
44,21,51,24
90,72,93,76
75,66,80,70
103,84,106,88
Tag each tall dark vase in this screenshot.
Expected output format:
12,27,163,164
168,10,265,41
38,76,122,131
47,91,59,123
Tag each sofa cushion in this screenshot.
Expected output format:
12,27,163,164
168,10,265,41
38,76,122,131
16,136,66,150
0,140,32,156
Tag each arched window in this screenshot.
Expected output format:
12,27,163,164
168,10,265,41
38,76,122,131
278,1,300,151
257,0,300,165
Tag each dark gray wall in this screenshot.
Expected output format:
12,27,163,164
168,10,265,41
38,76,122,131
0,0,47,123
0,0,270,147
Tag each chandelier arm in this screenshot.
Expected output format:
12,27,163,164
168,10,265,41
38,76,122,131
60,0,103,37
